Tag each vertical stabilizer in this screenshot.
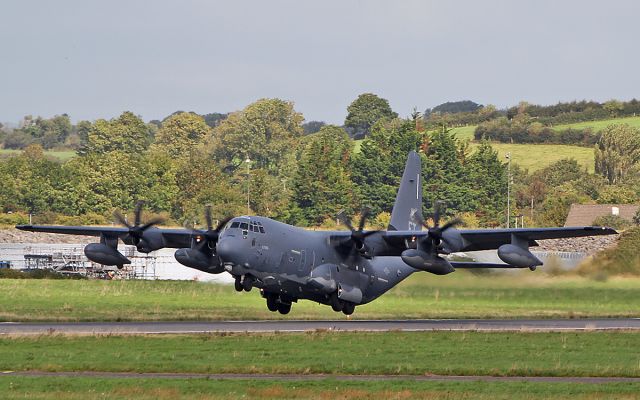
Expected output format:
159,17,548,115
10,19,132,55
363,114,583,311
389,151,422,231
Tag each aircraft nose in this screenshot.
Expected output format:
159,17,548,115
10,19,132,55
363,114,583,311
216,239,236,263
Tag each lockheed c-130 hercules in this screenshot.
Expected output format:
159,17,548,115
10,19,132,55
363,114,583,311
17,151,616,315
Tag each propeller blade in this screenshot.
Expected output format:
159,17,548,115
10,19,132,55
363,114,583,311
336,210,355,232
204,205,213,231
113,210,131,228
138,217,165,232
214,216,233,232
357,207,371,232
433,201,443,227
134,200,145,226
439,218,463,232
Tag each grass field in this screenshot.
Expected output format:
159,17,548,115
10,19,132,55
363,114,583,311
552,115,640,132
1,377,638,400
1,273,639,321
1,331,638,377
0,148,76,161
468,142,594,172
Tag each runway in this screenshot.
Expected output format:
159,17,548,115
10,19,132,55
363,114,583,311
1,318,639,335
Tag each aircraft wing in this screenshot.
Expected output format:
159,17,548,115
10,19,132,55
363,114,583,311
384,226,617,252
15,225,193,248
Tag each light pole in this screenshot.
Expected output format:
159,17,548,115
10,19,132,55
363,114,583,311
245,157,251,215
505,152,511,228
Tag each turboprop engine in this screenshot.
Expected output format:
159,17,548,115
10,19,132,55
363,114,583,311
174,205,231,274
174,248,224,274
401,249,455,275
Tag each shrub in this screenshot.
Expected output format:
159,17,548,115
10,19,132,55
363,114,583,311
576,227,640,276
592,214,631,230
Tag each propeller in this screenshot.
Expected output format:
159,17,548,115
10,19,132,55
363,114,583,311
187,205,232,254
416,201,463,254
113,200,164,251
335,207,380,257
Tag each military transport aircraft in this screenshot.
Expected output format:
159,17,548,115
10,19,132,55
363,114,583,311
16,151,616,315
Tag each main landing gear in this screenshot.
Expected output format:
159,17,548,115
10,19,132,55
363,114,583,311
234,275,254,292
329,292,356,315
264,292,292,315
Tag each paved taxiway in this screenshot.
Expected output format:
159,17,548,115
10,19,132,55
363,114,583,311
1,318,639,335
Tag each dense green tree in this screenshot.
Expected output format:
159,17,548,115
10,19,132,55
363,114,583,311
466,140,507,225
292,125,356,224
595,124,640,184
344,93,398,139
351,119,422,216
79,111,151,156
152,112,211,157
211,98,304,176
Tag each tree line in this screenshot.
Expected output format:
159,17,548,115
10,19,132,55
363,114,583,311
1,94,639,229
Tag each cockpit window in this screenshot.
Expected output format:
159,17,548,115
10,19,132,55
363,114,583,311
230,222,240,229
239,222,248,230
259,226,265,233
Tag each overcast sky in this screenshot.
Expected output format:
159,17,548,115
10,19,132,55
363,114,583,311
1,0,639,124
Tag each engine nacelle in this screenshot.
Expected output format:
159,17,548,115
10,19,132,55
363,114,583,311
401,249,455,275
174,248,225,274
337,282,363,304
308,263,338,293
84,243,131,266
134,229,165,253
497,244,542,270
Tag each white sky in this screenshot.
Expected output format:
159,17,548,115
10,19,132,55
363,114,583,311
1,0,639,124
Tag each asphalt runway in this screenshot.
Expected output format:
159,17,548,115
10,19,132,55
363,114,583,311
2,371,640,384
1,318,639,335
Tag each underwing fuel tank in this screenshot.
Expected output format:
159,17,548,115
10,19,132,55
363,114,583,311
497,244,543,270
401,249,455,275
84,243,131,266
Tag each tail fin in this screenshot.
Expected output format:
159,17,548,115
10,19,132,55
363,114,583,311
388,151,423,231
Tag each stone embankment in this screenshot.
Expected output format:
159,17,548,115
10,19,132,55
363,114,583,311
537,234,619,255
0,229,93,244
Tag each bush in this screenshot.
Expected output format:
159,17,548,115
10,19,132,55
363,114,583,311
0,268,85,279
576,227,640,276
0,212,29,226
592,214,631,230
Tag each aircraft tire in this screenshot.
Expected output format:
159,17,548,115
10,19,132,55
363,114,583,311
342,302,355,315
266,295,279,312
277,303,291,315
330,293,343,312
242,276,253,292
234,277,243,292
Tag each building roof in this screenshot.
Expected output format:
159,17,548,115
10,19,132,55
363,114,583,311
564,204,639,227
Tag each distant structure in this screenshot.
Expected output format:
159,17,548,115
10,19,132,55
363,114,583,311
565,204,639,227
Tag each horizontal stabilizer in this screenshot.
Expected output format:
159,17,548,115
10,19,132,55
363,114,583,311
450,261,530,269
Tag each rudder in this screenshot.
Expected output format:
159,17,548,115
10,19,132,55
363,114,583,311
388,151,422,231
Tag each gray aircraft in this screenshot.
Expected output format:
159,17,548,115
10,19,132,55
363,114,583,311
16,151,616,315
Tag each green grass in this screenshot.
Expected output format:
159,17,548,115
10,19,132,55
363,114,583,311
1,331,638,377
450,125,477,141
0,149,76,161
553,115,640,132
1,377,638,400
468,142,594,172
1,273,639,321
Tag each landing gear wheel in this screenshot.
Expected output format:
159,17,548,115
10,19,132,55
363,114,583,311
266,294,279,312
342,302,355,316
234,277,243,292
330,293,343,312
277,302,291,315
242,276,253,292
